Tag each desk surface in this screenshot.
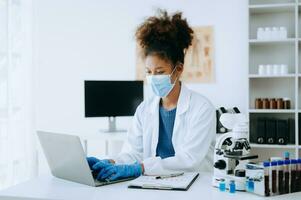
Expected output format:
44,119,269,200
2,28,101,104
0,173,300,200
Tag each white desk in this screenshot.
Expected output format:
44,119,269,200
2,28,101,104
0,173,300,200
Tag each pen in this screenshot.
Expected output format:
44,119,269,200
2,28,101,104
155,172,184,179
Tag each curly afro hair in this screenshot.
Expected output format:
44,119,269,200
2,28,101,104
135,9,194,67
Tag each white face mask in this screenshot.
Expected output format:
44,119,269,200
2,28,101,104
146,66,179,97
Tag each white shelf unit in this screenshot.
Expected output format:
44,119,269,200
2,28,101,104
248,0,300,159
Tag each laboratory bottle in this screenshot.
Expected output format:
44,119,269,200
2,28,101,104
219,179,226,192
277,160,284,195
229,180,236,194
297,159,301,192
263,161,270,197
284,160,290,194
290,159,297,193
271,161,277,195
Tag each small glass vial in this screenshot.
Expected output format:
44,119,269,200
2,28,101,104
248,178,254,192
219,179,226,192
229,180,236,194
264,161,270,197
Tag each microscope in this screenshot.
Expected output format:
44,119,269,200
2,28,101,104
212,113,258,191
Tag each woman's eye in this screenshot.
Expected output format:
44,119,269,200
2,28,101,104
157,71,164,74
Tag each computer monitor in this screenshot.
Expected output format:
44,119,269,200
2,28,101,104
84,80,144,132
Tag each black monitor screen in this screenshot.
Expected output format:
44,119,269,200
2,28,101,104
85,81,143,117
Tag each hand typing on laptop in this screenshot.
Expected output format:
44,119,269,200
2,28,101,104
87,157,143,181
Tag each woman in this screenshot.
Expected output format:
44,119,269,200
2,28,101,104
88,10,215,181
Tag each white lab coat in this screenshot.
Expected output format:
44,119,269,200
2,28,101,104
115,84,216,175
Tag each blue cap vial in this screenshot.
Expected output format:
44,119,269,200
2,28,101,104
229,180,236,194
271,161,277,166
263,161,270,167
277,160,284,165
283,152,290,160
284,160,290,165
219,179,226,192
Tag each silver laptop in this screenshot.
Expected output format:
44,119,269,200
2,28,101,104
37,131,134,187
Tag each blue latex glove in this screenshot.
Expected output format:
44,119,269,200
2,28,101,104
86,157,112,170
94,163,142,181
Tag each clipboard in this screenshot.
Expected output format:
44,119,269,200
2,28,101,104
128,172,199,191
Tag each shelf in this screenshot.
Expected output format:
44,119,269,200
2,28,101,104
249,109,296,113
249,38,296,44
250,143,296,149
249,74,296,78
249,3,295,14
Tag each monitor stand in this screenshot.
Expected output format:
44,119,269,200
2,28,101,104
101,117,127,133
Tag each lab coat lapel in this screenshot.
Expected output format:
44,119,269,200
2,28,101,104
172,84,190,145
148,96,160,157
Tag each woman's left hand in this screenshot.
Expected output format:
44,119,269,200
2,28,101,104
96,163,142,181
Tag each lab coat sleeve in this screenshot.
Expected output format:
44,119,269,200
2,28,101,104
142,102,216,175
113,102,144,164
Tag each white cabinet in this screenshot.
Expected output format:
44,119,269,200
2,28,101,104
248,0,301,159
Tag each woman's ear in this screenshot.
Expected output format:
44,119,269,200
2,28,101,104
176,62,184,73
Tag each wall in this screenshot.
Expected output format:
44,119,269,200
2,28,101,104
33,0,249,171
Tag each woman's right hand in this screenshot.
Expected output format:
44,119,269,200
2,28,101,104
87,157,115,179
86,157,114,169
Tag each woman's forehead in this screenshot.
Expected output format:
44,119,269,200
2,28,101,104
145,55,171,70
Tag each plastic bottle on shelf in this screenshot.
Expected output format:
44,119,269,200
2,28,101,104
257,27,264,40
264,27,272,40
279,27,287,39
272,64,280,75
272,27,279,40
280,64,288,75
258,64,266,75
266,64,273,75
